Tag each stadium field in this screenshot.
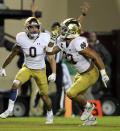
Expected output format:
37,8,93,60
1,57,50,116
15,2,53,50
0,116,120,131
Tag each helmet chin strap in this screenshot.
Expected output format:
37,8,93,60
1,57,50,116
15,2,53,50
31,33,39,39
27,32,39,39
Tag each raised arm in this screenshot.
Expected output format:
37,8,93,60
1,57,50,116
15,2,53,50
30,0,45,32
30,0,37,17
77,2,89,24
46,45,61,55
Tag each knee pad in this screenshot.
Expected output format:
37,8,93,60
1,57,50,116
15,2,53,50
13,80,21,88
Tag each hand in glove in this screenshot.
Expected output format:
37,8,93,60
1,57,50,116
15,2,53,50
0,68,6,77
50,29,59,43
100,69,109,88
48,73,56,82
46,30,58,52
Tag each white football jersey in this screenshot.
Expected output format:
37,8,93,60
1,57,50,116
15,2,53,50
57,36,91,73
16,32,50,69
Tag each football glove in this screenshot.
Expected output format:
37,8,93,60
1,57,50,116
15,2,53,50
100,69,109,88
48,73,56,82
0,68,6,77
50,30,58,43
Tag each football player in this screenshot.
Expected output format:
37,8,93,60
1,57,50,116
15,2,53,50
50,2,89,42
46,18,109,126
47,2,90,117
0,17,56,124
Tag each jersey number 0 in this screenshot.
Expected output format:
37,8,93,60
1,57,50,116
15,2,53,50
29,47,36,57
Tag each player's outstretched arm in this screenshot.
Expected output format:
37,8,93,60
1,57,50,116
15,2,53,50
79,47,109,88
46,45,61,55
2,45,20,69
77,2,89,24
79,47,104,70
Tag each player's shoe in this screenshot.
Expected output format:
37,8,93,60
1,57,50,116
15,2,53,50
55,108,65,116
46,110,53,124
81,117,97,126
80,103,95,121
0,110,12,119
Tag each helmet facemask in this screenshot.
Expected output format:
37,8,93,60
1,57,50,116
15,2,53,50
25,17,41,39
59,24,68,39
60,18,81,39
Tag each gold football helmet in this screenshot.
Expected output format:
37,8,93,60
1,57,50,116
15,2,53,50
24,17,41,39
60,18,81,39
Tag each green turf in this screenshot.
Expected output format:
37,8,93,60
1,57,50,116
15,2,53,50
0,116,120,131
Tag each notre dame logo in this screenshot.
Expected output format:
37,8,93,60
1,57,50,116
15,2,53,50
80,42,86,49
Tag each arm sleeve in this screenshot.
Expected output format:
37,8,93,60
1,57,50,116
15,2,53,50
44,33,51,47
46,33,51,44
16,33,21,46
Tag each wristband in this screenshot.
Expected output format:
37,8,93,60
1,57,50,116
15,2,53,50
46,46,53,52
52,73,56,76
100,69,106,76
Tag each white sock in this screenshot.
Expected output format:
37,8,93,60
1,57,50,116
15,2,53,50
8,99,15,112
84,102,91,108
89,114,94,119
89,114,96,120
47,110,53,115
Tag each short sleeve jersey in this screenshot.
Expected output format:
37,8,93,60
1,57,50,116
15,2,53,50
57,36,91,73
16,32,50,69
